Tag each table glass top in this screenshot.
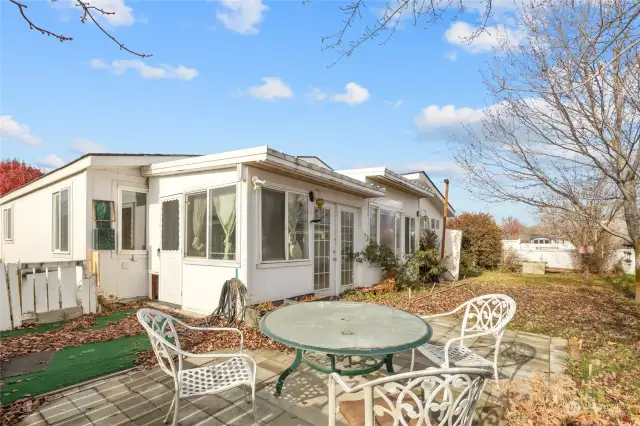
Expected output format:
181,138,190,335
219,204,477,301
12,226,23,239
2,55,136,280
259,301,432,355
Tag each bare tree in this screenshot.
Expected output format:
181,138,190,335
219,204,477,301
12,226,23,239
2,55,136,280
538,179,622,280
9,0,150,57
501,216,525,239
455,0,640,299
321,0,496,67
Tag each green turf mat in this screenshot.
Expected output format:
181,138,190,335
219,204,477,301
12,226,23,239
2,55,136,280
0,334,150,405
0,310,137,340
86,310,135,330
0,322,67,339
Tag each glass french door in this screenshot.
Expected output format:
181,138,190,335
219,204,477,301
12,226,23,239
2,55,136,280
313,206,334,291
339,209,356,287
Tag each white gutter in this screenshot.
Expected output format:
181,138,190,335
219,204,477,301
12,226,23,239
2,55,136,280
337,167,435,198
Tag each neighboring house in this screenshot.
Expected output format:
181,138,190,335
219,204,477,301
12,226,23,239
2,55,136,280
1,147,456,315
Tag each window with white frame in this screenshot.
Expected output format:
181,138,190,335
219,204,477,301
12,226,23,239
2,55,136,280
430,218,440,230
184,185,238,261
52,188,70,252
120,189,147,251
405,217,416,254
369,206,378,243
3,206,13,241
420,216,429,234
261,188,309,262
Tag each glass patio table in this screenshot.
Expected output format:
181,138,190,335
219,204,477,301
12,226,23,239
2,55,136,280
259,301,432,397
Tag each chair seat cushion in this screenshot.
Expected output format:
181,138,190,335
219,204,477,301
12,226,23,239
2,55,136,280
179,356,252,398
417,343,492,368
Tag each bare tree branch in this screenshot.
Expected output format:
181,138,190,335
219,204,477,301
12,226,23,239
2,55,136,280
322,0,493,67
10,0,73,42
75,0,152,58
10,0,151,58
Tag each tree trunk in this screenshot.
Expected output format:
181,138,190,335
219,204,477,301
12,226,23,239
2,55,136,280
636,242,640,303
620,181,639,302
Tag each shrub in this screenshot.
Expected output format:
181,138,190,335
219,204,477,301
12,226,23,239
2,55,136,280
353,237,448,290
501,248,521,272
447,212,502,269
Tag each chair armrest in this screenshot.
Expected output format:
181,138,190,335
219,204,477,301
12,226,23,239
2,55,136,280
330,373,357,393
174,318,244,350
419,305,464,320
442,329,497,367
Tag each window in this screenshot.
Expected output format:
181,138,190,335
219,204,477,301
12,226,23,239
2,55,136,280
370,206,401,254
261,188,309,262
379,209,395,251
395,213,402,254
185,192,207,258
52,189,69,252
405,217,416,255
162,199,180,251
430,218,440,230
3,207,13,241
120,189,147,251
369,206,378,242
420,216,430,234
209,185,237,260
184,185,238,261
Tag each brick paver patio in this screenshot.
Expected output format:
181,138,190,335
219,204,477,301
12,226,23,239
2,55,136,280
18,317,568,426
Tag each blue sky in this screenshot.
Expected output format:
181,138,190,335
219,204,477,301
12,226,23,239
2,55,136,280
0,0,534,223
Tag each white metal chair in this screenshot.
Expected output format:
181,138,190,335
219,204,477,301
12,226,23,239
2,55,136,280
327,367,491,426
137,308,258,425
410,294,516,381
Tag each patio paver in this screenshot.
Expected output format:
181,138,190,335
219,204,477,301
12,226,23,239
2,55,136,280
18,317,567,426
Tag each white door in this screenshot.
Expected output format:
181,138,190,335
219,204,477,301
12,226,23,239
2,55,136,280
338,207,357,290
313,204,335,294
159,196,182,306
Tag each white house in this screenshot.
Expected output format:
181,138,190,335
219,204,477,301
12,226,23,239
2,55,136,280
1,146,456,315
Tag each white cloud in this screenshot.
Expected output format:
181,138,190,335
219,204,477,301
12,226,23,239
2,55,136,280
90,59,198,80
0,115,43,146
384,100,404,110
245,77,294,100
306,87,327,103
415,105,485,131
444,21,520,53
445,50,458,61
216,0,268,34
37,154,65,170
72,139,104,154
331,83,370,106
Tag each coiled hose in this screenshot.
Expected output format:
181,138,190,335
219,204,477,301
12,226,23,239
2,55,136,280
206,278,248,327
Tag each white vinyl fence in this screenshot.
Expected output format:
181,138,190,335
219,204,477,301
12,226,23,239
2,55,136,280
0,262,97,331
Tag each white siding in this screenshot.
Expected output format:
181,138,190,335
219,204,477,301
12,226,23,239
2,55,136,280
246,166,371,303
0,172,87,263
149,167,243,314
86,167,150,300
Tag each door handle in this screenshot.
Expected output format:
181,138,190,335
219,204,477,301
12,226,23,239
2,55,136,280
157,248,161,256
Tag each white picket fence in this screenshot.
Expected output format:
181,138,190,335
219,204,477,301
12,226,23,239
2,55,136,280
0,262,97,331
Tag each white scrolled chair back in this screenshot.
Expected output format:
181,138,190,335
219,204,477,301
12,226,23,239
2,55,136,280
460,294,517,340
328,367,491,426
411,294,517,381
138,308,183,384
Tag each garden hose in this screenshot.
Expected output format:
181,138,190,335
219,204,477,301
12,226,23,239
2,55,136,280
206,278,248,327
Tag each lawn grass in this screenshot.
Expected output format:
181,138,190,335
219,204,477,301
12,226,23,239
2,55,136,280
344,271,640,420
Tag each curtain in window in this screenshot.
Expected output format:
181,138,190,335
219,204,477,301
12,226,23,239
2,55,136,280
212,189,236,260
191,196,206,253
287,195,303,259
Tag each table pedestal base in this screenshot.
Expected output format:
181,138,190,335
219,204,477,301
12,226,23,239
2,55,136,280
273,350,394,397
